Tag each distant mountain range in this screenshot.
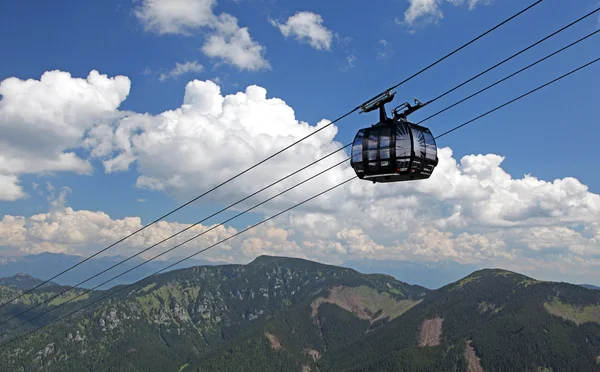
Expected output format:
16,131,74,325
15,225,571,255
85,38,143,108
0,272,58,290
0,252,226,290
1,252,597,291
580,284,600,290
342,257,481,289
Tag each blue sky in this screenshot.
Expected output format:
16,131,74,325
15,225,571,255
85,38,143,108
1,0,600,284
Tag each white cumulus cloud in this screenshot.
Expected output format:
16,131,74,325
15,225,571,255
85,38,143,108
134,0,217,35
0,189,287,265
270,11,333,50
403,0,492,26
134,0,269,71
0,70,130,201
2,68,600,284
202,14,271,71
0,175,27,201
87,78,346,210
404,0,443,25
159,60,204,81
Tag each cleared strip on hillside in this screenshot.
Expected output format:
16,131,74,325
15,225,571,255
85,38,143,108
464,340,484,372
310,285,421,323
418,317,443,347
304,348,321,361
264,332,281,350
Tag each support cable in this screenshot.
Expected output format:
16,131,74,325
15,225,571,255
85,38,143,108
434,56,600,140
0,0,541,309
5,9,593,327
423,6,600,108
0,157,351,339
3,50,596,348
0,176,356,348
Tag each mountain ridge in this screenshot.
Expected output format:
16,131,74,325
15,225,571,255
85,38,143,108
580,284,600,290
0,254,429,372
2,252,598,290
0,251,228,290
0,273,59,290
0,256,599,371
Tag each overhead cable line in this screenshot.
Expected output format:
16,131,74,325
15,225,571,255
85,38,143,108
383,1,543,93
3,51,598,349
434,55,600,140
0,145,350,327
0,157,351,339
6,4,590,325
4,3,588,327
0,176,357,348
423,5,600,108
419,26,600,124
0,0,541,309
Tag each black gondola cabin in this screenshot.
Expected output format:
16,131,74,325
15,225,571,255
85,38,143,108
350,92,439,183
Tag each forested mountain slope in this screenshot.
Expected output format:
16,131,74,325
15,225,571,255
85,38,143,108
0,257,598,371
323,269,600,372
0,273,58,291
188,269,600,372
0,255,426,371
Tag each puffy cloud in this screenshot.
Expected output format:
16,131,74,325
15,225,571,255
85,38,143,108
159,60,204,81
0,175,26,201
270,11,333,50
0,70,130,200
0,189,307,265
2,195,599,284
134,0,217,35
403,0,492,26
89,78,348,211
2,68,600,284
64,75,600,242
0,204,237,260
134,0,269,71
202,14,271,71
0,70,129,162
404,0,443,25
336,227,385,254
239,223,305,259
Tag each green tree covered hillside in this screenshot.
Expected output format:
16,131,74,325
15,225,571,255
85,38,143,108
0,257,598,372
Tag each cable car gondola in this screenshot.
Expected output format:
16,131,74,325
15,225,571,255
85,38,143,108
350,91,439,183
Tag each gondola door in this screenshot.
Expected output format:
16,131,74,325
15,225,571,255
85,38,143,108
363,126,395,177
